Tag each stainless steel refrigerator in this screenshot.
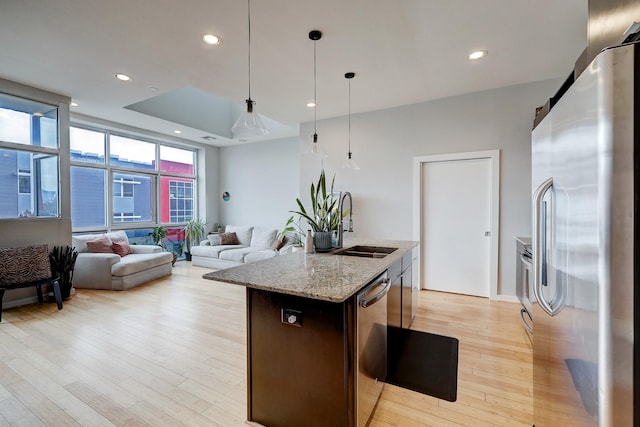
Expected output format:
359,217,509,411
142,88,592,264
531,42,637,426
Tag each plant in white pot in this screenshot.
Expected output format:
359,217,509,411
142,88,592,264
290,169,342,252
183,218,206,261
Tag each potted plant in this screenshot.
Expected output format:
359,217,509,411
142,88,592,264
183,218,206,261
275,216,304,253
149,226,179,265
290,169,342,252
49,245,78,301
149,226,168,249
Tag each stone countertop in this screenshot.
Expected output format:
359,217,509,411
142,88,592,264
202,239,418,303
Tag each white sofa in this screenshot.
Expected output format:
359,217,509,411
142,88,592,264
190,225,296,269
72,230,174,290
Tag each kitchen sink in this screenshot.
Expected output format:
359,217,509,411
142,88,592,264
334,245,398,258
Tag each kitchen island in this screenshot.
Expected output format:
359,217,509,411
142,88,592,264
203,239,418,427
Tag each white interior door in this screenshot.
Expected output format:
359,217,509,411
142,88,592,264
421,157,492,297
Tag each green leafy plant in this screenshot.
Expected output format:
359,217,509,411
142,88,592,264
49,245,78,300
183,218,206,253
149,226,168,250
277,216,303,245
290,170,342,232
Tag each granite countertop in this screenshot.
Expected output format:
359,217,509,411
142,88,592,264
202,238,418,303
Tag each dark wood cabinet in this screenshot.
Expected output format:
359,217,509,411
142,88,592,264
387,253,415,329
247,288,356,427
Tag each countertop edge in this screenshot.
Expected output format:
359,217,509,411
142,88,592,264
203,239,418,303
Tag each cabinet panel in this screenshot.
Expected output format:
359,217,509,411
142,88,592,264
387,260,402,328
388,252,416,329
248,288,355,427
411,247,419,319
401,265,412,328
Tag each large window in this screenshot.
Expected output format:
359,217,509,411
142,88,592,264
69,126,197,231
0,94,59,219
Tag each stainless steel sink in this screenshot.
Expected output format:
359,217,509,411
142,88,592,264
334,245,398,258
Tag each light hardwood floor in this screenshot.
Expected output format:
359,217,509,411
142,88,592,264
0,262,532,426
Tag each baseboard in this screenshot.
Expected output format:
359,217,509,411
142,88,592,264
493,294,519,303
3,295,39,309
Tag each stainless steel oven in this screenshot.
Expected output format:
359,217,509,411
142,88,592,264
515,237,533,339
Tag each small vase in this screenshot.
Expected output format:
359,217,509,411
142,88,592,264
313,231,333,252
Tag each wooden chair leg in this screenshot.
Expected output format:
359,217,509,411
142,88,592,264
36,285,44,303
0,289,4,322
52,280,63,310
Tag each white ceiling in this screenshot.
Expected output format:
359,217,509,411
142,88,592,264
0,0,587,147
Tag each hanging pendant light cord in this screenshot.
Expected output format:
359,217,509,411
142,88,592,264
308,30,322,146
313,38,317,138
348,77,351,155
247,0,252,103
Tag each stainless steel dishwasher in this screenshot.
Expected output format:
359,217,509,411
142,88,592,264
356,271,390,427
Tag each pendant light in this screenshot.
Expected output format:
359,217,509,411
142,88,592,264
304,30,328,159
341,72,360,170
231,0,268,139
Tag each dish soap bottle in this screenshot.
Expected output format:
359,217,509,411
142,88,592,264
305,230,314,253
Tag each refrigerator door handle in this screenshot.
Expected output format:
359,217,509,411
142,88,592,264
532,177,558,316
519,307,533,335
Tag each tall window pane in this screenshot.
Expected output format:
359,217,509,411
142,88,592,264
112,172,153,223
0,94,58,148
110,135,154,170
0,149,58,218
36,154,59,216
71,166,106,228
160,146,194,175
160,177,194,223
70,127,105,164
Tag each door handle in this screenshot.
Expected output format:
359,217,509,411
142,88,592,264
359,279,391,308
520,308,533,334
532,177,559,316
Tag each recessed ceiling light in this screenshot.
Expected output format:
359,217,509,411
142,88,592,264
70,102,78,107
115,73,132,81
306,102,316,108
468,50,488,60
203,34,222,45
174,130,182,134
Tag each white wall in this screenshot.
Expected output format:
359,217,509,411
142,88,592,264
199,144,221,232
218,137,301,231
299,78,563,297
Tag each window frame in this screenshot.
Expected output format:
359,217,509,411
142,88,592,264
0,92,61,220
69,124,198,233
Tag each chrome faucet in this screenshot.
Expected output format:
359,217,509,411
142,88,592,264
337,191,353,248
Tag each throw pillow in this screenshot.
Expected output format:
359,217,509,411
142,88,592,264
251,227,278,248
112,240,133,257
86,235,114,253
220,232,240,245
0,244,51,284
